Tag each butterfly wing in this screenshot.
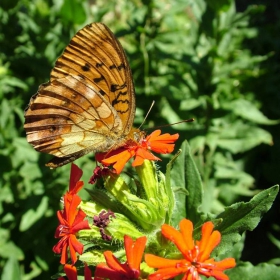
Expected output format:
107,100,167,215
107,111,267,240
24,23,135,167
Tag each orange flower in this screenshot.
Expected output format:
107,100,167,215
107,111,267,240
145,219,236,280
59,264,78,280
68,163,84,196
59,263,93,280
96,130,179,174
94,235,147,280
53,164,91,265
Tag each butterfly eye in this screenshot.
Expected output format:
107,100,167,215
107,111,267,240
133,131,142,142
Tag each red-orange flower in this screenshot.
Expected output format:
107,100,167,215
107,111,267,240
94,235,147,280
59,263,93,280
145,219,236,280
53,164,91,265
96,130,179,174
68,163,84,196
59,264,78,280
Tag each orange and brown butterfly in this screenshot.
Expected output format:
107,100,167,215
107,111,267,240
24,23,179,173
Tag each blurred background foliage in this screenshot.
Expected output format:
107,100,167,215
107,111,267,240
0,0,280,278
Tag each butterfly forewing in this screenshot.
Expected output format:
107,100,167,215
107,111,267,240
51,23,135,133
24,23,136,167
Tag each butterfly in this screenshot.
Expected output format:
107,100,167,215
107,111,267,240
24,23,141,168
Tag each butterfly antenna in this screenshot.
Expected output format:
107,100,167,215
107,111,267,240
153,118,195,129
138,100,155,129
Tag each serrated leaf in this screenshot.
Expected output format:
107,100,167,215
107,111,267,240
215,185,279,255
79,250,105,265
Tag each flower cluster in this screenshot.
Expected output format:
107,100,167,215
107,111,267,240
92,219,236,280
94,235,147,280
52,130,236,280
58,218,235,279
53,164,90,265
146,219,236,280
96,130,179,174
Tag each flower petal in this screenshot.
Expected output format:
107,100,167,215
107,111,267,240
72,218,90,233
148,267,187,280
145,254,188,269
53,235,67,254
69,163,83,192
213,258,236,270
60,239,69,264
63,264,78,280
132,148,160,167
69,234,84,255
179,219,195,251
69,181,84,196
100,149,136,174
84,263,93,280
147,219,236,280
161,224,189,256
56,210,67,229
146,130,179,154
125,235,147,270
94,263,125,280
198,222,221,261
64,194,82,225
103,251,128,274
68,236,80,264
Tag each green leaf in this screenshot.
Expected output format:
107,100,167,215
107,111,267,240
79,250,105,265
227,262,280,280
19,162,42,182
19,196,49,231
180,98,202,110
0,240,24,260
215,185,279,255
165,151,180,224
12,138,39,167
159,97,189,130
206,0,232,12
226,99,280,125
60,0,87,24
1,257,22,280
217,125,273,153
170,140,203,226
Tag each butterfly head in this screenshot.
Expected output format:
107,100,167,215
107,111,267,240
127,127,145,143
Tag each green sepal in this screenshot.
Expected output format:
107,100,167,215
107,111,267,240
103,165,167,231
106,213,144,240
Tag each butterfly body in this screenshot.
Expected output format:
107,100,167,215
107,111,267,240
24,23,140,167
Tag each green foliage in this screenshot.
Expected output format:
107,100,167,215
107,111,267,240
1,0,280,279
89,0,279,214
0,0,94,278
227,262,280,280
169,140,279,262
169,141,203,226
